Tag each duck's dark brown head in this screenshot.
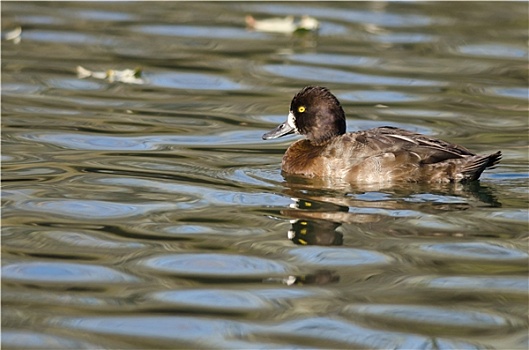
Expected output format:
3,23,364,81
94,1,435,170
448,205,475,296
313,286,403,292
262,86,346,145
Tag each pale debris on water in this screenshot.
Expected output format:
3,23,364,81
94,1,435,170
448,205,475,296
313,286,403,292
76,66,145,84
245,15,320,34
3,27,22,44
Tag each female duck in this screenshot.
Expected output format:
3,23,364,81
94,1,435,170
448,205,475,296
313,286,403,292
263,86,501,184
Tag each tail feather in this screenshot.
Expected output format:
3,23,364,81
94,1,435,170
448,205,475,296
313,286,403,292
486,151,502,168
461,151,502,181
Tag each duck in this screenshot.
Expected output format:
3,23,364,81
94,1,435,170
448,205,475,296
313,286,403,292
262,86,501,184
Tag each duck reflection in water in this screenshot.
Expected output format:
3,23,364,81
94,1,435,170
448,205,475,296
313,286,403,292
284,198,346,246
280,178,501,246
271,172,501,287
270,167,502,287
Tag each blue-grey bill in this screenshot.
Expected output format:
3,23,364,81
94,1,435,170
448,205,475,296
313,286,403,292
262,121,295,140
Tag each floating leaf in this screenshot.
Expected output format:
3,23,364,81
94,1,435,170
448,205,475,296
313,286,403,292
246,15,319,34
3,27,22,44
76,66,144,84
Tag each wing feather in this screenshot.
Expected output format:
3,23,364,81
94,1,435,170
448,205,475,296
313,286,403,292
369,127,474,164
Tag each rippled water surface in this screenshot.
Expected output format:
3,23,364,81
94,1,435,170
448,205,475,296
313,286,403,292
2,2,528,349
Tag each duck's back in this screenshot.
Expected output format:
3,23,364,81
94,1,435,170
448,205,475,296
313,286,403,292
282,126,501,184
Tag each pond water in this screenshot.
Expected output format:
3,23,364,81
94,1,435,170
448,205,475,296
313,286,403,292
2,2,528,349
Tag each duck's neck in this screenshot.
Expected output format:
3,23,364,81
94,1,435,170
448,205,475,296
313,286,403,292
308,131,343,146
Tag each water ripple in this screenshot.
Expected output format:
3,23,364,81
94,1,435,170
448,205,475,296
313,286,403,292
289,53,380,68
140,253,291,279
288,246,392,267
416,275,528,296
40,230,146,250
18,132,158,151
1,330,97,349
344,304,515,332
415,242,528,261
16,130,265,151
24,29,103,45
338,89,427,103
457,43,528,59
11,199,179,219
248,3,435,27
263,64,445,87
149,72,243,91
57,316,246,345
2,261,137,284
489,87,529,101
149,289,268,313
131,24,263,40
258,317,463,349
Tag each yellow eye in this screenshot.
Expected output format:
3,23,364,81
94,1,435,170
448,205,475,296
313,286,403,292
298,106,306,113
